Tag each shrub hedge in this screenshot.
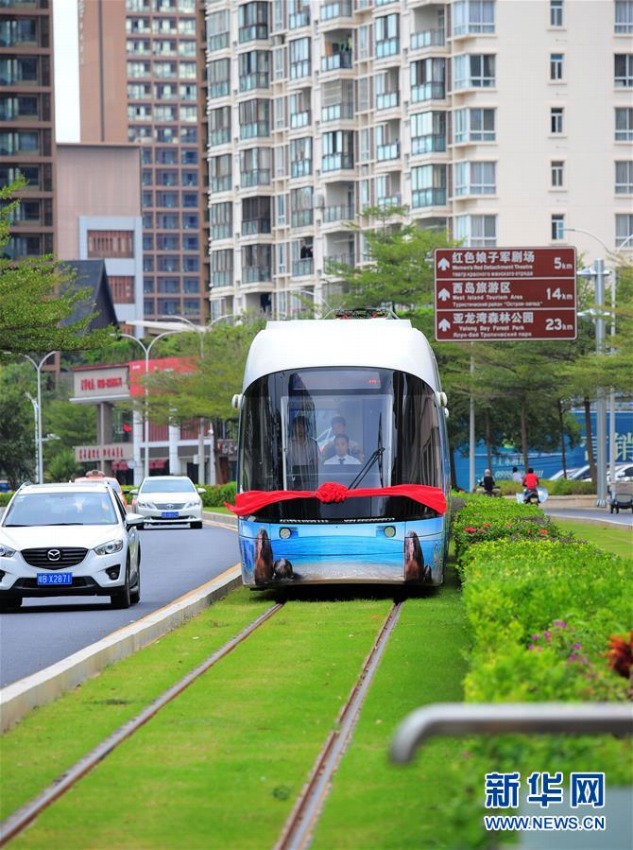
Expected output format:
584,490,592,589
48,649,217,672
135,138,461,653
453,493,632,784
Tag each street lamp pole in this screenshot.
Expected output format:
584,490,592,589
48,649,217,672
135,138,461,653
22,351,56,484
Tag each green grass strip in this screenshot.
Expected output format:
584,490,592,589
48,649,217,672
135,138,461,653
553,518,632,560
0,589,273,820
310,567,481,850
6,598,393,849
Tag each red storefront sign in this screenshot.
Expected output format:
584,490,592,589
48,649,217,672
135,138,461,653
434,247,577,341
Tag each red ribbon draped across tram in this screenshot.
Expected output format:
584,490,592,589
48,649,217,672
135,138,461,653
226,481,447,517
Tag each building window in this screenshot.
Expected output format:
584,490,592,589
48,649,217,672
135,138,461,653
211,250,233,288
210,202,232,240
242,196,271,235
551,214,565,240
411,111,447,155
290,137,312,178
615,54,633,86
452,0,495,35
87,230,134,258
411,58,446,102
208,58,230,98
454,215,496,247
453,54,495,89
290,186,314,227
322,130,354,171
239,99,271,139
210,154,231,192
239,2,269,42
375,13,400,58
411,164,446,208
242,244,272,283
289,89,311,128
240,147,271,187
454,161,496,196
550,106,564,134
615,214,633,247
209,106,231,146
453,107,495,143
615,161,633,193
549,0,563,27
615,1,633,33
615,107,633,140
289,37,311,79
375,69,400,109
551,160,565,188
550,53,564,81
238,50,271,92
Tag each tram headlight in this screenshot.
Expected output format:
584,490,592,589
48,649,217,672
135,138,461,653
384,526,396,538
279,527,292,540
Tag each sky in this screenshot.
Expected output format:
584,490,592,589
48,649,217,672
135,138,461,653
52,0,80,143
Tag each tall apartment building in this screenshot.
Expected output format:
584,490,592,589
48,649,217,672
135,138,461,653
77,0,208,324
0,0,56,258
206,0,633,321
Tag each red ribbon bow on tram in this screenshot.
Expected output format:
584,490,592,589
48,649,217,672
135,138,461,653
226,482,447,517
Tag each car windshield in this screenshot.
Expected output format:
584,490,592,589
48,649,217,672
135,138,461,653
140,478,195,494
3,492,118,527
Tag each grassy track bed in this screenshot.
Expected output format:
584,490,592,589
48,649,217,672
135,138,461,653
309,567,480,850
0,589,273,821
6,597,393,850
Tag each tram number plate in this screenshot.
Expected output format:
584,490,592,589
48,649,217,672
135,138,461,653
37,573,72,586
161,511,178,519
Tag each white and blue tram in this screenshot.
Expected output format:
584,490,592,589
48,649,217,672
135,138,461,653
230,313,451,587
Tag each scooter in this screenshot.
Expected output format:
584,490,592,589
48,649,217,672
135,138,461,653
515,487,548,505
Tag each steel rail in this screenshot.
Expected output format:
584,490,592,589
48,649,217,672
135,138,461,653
274,600,403,850
0,603,284,847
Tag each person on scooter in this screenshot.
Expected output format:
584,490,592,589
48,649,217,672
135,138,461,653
522,467,540,503
479,469,496,496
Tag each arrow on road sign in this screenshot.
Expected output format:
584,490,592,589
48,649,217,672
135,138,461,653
438,318,451,331
438,288,451,301
438,258,451,271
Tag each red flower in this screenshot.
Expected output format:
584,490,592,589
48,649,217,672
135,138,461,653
464,526,477,534
606,633,633,679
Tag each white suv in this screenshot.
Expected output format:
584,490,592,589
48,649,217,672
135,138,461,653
0,482,144,612
131,476,205,529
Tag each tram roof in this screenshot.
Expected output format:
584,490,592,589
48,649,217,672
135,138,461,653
242,319,442,391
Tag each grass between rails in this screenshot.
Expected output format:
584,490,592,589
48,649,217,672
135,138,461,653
5,596,394,849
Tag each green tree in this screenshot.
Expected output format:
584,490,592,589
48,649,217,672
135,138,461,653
0,364,37,486
0,182,115,355
324,206,453,312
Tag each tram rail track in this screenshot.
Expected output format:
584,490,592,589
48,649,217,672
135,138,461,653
1,595,407,849
275,600,403,850
0,602,283,847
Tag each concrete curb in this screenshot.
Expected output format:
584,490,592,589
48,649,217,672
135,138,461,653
0,565,242,733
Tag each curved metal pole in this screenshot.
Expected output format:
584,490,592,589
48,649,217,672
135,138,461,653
22,351,56,484
390,703,633,764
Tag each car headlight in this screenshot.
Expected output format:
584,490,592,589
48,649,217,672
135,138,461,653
184,500,201,509
0,544,16,558
94,539,124,556
137,500,153,509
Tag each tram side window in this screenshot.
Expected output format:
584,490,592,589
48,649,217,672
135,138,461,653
239,395,282,491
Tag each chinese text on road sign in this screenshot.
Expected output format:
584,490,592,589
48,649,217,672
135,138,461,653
435,248,577,341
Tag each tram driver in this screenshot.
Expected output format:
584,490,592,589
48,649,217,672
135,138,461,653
321,416,364,462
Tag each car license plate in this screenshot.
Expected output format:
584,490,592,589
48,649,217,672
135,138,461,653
161,511,179,519
37,573,72,586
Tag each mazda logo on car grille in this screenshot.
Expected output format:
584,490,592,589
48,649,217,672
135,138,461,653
47,549,62,562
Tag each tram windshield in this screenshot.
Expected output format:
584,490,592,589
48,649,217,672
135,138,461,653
238,367,443,503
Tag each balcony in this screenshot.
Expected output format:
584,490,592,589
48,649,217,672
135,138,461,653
291,258,314,277
290,159,312,179
410,29,445,51
240,168,271,187
324,253,354,272
322,153,354,172
321,102,355,123
411,188,447,208
243,266,272,283
411,82,446,103
211,271,233,287
411,134,446,155
376,195,402,210
323,204,355,223
291,210,314,228
375,91,399,111
321,51,353,72
376,141,400,161
290,110,311,129
238,24,269,43
321,0,352,21
242,218,271,236
375,38,400,59
239,72,270,92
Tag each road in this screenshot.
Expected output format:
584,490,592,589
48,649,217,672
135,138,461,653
0,521,239,688
543,505,633,528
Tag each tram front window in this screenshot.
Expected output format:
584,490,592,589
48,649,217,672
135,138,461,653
238,367,443,502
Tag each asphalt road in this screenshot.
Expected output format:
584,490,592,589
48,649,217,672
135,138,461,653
0,521,240,688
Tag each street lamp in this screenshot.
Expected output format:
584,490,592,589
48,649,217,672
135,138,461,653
565,227,632,505
118,330,189,482
22,351,56,484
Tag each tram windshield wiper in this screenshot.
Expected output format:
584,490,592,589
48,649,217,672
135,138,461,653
349,446,385,489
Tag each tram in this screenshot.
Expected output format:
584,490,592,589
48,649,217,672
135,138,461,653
230,311,451,587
